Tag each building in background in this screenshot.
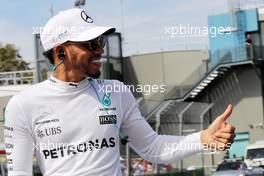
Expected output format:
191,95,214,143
121,5,264,175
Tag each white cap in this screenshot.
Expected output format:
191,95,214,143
40,8,115,52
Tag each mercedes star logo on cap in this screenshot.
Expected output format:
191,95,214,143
81,11,93,23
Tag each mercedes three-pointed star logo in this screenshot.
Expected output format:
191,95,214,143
81,11,93,23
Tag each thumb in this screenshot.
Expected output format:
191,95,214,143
215,104,233,123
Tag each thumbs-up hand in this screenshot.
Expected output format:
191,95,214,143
200,104,236,151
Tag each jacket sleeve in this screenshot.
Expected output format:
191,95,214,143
4,96,34,176
120,83,203,164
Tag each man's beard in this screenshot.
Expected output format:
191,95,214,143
88,71,101,79
87,56,102,79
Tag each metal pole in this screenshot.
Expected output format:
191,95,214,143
126,144,131,176
161,51,166,99
118,33,124,81
154,100,174,173
200,103,214,169
1,162,5,176
106,37,110,79
178,102,194,170
49,5,54,18
34,34,40,83
208,91,215,169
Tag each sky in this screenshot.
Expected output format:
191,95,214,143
0,0,230,64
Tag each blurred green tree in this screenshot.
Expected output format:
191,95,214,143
0,44,30,72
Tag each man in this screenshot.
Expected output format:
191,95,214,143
4,8,235,176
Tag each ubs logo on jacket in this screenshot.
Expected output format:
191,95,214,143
37,126,62,139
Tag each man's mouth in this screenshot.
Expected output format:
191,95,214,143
90,55,101,62
90,55,107,65
92,58,107,63
89,56,103,67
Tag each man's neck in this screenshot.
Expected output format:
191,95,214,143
52,69,86,83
